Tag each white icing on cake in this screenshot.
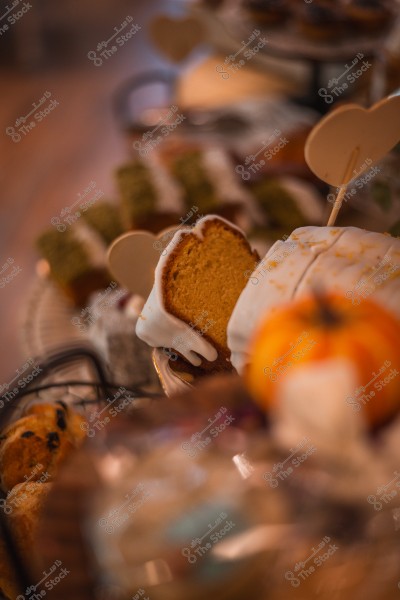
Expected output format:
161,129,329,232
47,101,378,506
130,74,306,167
228,226,400,373
136,215,247,367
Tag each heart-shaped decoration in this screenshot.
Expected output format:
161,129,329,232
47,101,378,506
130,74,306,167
149,14,206,62
107,227,177,298
305,95,400,187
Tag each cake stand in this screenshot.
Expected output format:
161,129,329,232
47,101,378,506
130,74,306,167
203,0,389,112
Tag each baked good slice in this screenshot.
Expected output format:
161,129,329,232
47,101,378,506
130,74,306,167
136,216,259,371
115,158,183,232
250,177,324,239
36,226,111,307
81,202,123,246
37,200,123,306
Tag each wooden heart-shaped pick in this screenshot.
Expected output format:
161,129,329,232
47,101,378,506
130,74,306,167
305,95,400,187
107,228,177,298
149,14,206,62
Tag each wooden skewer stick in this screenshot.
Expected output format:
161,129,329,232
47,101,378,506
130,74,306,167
327,146,360,226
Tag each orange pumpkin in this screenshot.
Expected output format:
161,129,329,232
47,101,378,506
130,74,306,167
245,294,400,429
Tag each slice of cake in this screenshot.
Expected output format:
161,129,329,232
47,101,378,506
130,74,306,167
36,228,111,306
115,156,183,233
156,139,263,230
136,216,259,372
37,202,124,306
81,202,123,246
250,177,324,239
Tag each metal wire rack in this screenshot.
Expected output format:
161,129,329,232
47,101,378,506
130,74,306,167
0,344,164,599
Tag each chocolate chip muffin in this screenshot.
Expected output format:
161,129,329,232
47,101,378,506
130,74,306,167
0,402,85,492
25,401,86,445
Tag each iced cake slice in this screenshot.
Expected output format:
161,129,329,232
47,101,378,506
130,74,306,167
136,216,259,371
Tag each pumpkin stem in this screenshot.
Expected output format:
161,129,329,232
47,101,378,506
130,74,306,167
312,289,342,328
